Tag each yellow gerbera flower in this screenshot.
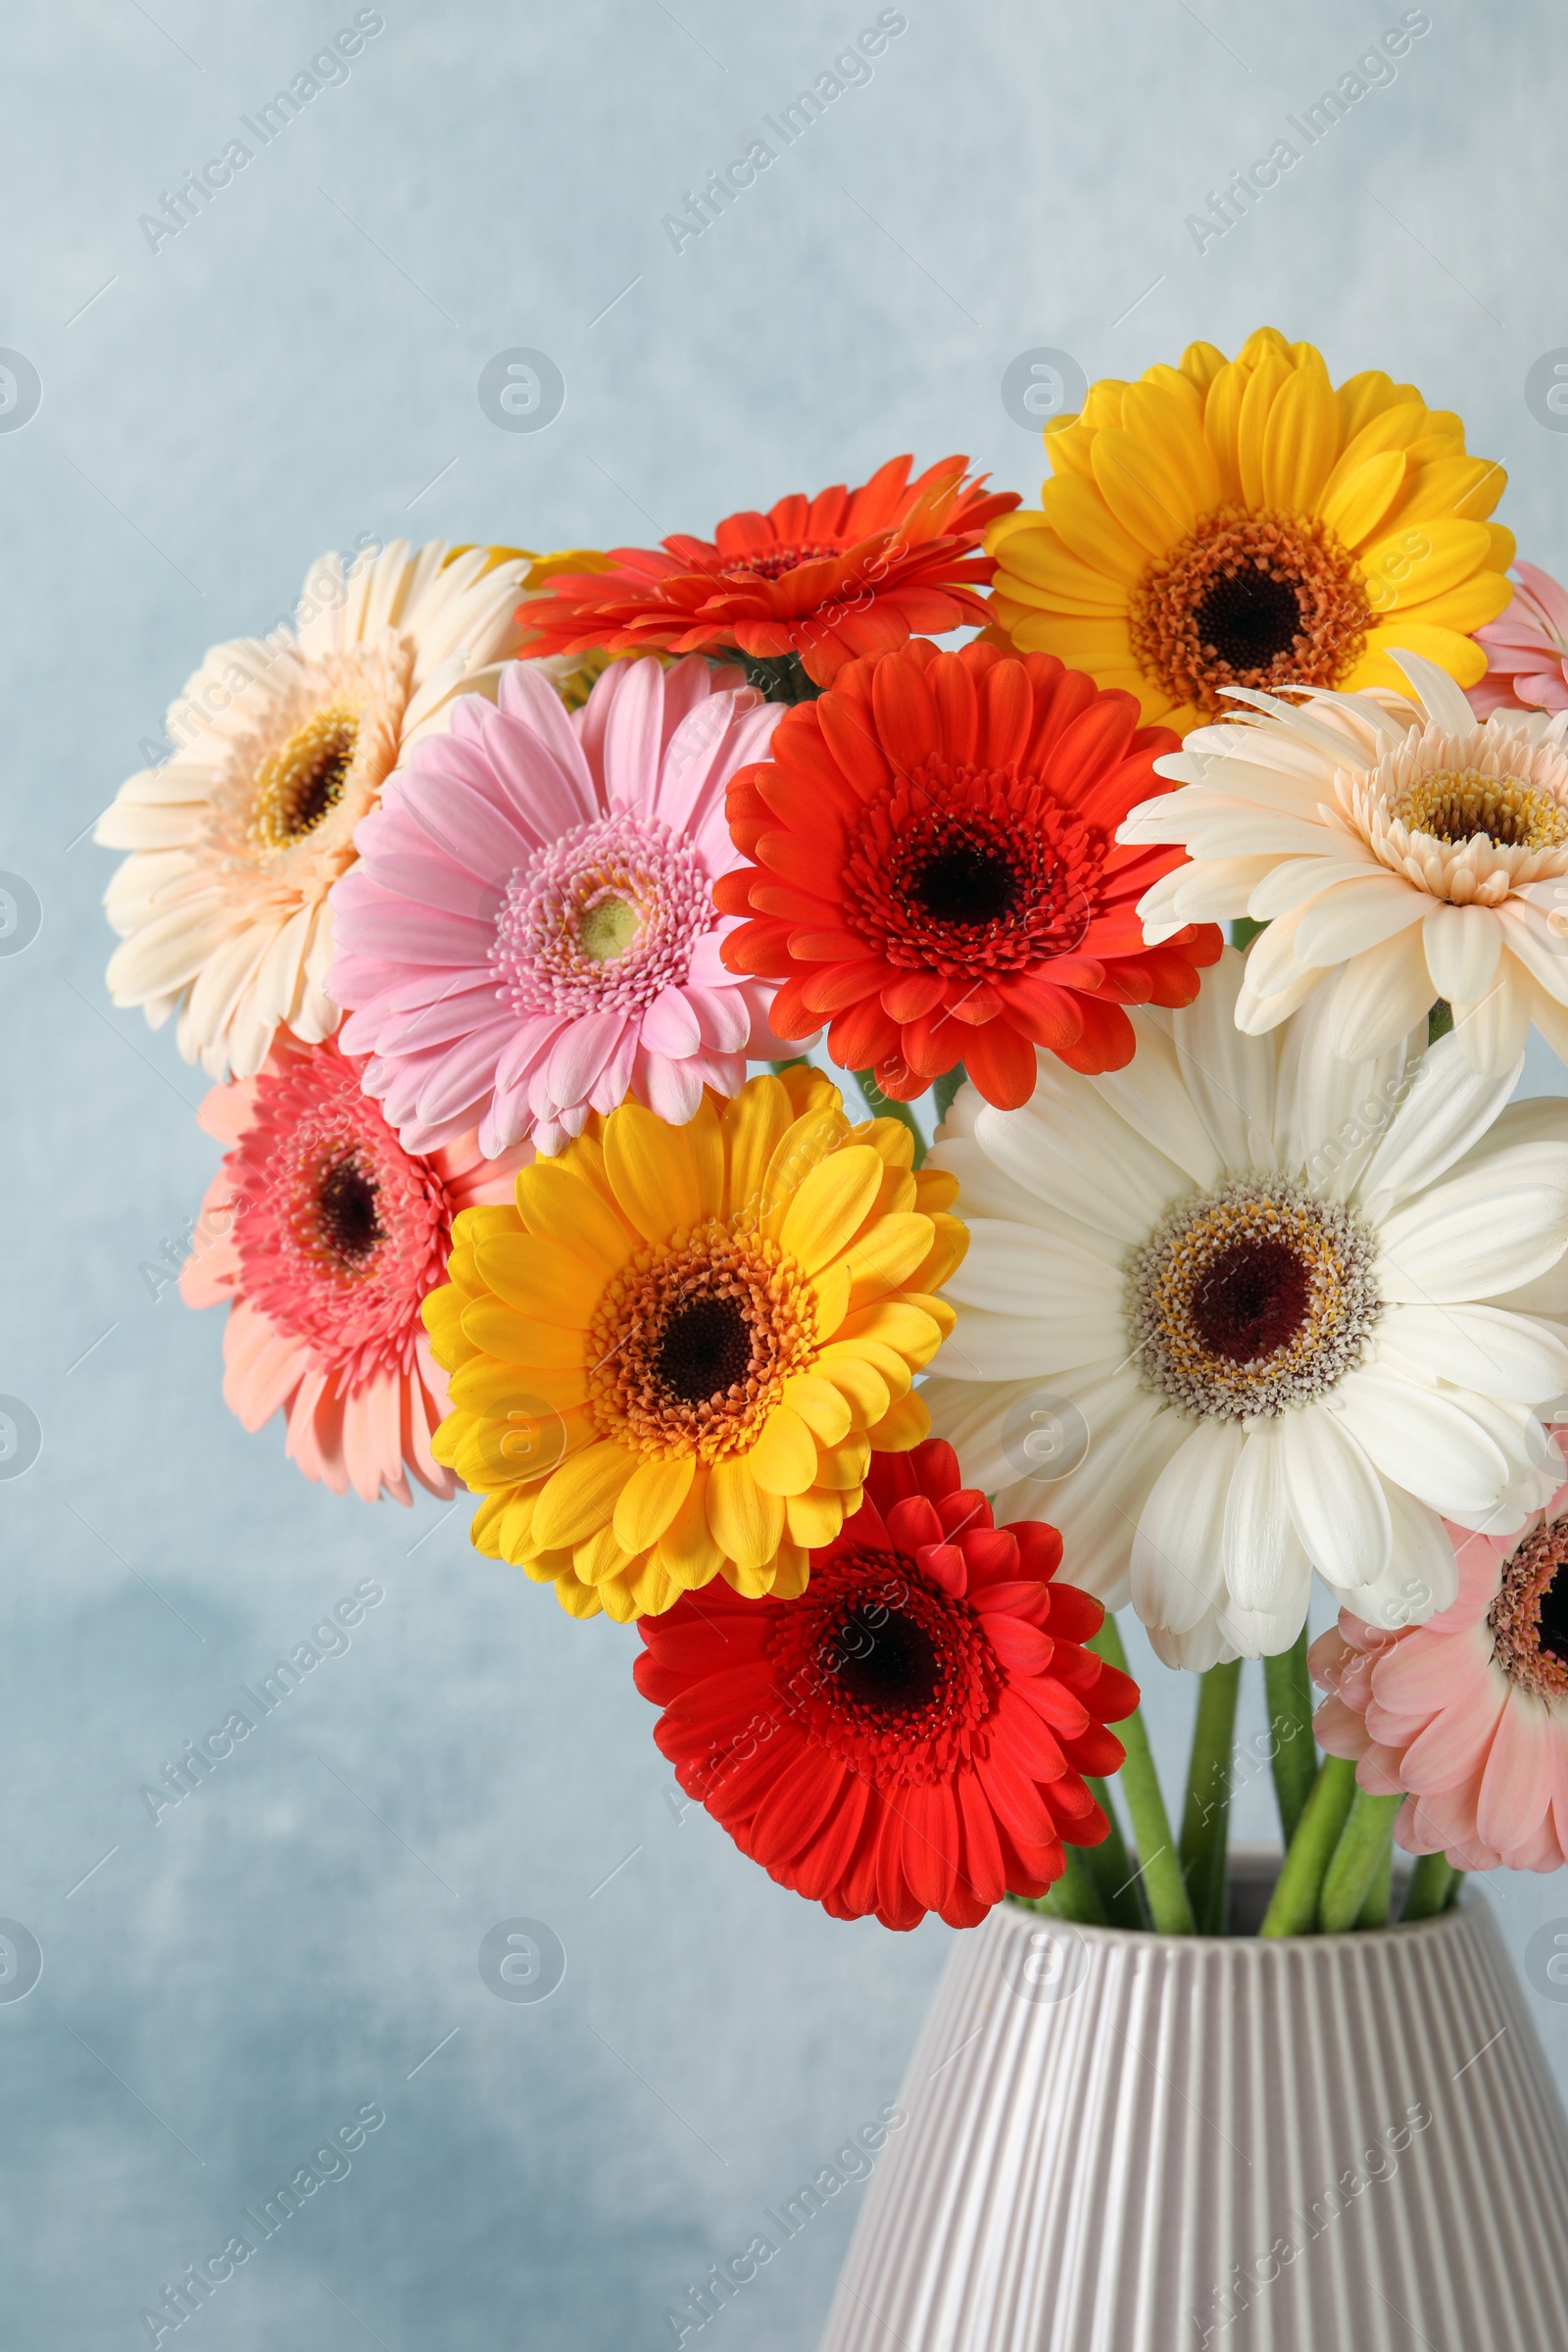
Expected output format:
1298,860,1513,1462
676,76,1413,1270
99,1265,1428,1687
423,1064,967,1622
987,325,1514,739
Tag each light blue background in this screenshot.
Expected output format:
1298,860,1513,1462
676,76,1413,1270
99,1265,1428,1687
3,3,1568,2344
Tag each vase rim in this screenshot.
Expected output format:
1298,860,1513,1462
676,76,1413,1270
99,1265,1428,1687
1000,1843,1475,1948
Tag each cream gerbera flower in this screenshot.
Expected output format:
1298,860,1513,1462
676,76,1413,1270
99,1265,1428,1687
95,540,566,1080
1123,652,1568,1072
922,950,1568,1668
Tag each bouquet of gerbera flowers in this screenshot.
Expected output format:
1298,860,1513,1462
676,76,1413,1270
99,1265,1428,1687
98,329,1568,1940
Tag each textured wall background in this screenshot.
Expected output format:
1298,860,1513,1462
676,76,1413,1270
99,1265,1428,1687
2,3,1566,2345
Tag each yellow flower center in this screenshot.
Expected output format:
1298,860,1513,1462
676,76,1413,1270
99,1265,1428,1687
249,701,362,849
1128,506,1370,717
577,892,640,962
1391,766,1568,854
587,1219,816,1460
1347,724,1568,906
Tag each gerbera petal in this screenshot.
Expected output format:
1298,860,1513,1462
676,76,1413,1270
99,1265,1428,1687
613,1453,697,1554
1130,1420,1241,1639
747,1404,819,1497
1423,903,1502,1005
1222,1422,1311,1613
1355,1033,1523,1220
1281,1408,1392,1591
1327,1372,1508,1520
1375,1159,1568,1301
779,1146,886,1276
707,1456,785,1570
532,1440,635,1550
1376,1304,1568,1406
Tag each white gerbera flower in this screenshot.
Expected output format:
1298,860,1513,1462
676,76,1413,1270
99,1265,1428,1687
95,539,550,1080
1119,651,1568,1075
922,949,1568,1667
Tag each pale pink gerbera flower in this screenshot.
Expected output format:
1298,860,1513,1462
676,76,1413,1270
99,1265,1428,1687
1472,561,1568,717
1310,1442,1568,1871
181,1035,528,1504
326,653,795,1155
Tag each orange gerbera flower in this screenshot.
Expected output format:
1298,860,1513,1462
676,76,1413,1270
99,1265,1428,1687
514,457,1018,695
716,639,1222,1108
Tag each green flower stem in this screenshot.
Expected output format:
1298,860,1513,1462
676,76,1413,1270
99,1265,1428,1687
1355,1832,1396,1929
931,1066,965,1128
851,1070,925,1166
1179,1659,1243,1936
1258,1756,1358,1937
1090,1616,1196,1936
1084,1777,1152,1932
1262,1629,1318,1846
1319,1792,1405,1931
1019,1845,1106,1926
1401,1852,1461,1922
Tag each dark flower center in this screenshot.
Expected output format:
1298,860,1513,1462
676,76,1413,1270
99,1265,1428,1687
830,1608,941,1715
251,703,361,850
318,1152,384,1266
1191,569,1303,671
1127,1178,1381,1422
910,840,1019,927
655,1294,755,1404
1189,1237,1311,1362
842,768,1102,979
1542,1561,1568,1669
762,1547,1003,1788
1126,506,1371,719
1489,1519,1568,1701
292,737,355,834
588,1223,814,1461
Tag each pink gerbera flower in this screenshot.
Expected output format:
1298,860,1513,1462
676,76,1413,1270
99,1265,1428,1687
181,1035,528,1503
1310,1441,1568,1871
326,653,794,1155
1471,561,1568,716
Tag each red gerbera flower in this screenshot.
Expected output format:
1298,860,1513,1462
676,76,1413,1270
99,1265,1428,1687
714,638,1224,1107
633,1441,1139,1930
514,456,1017,693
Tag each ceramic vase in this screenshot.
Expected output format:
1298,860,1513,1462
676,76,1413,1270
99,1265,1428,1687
818,1856,1568,2350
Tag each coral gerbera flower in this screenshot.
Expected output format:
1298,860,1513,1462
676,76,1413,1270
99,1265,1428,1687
634,1440,1139,1929
1123,652,1568,1073
988,326,1513,738
1472,561,1568,716
423,1065,966,1621
181,1035,529,1504
921,948,1568,1668
715,638,1222,1108
1310,1443,1568,1871
327,654,790,1158
514,457,1017,695
95,540,559,1081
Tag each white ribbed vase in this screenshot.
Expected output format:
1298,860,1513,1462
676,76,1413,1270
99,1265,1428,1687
820,1860,1568,2350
